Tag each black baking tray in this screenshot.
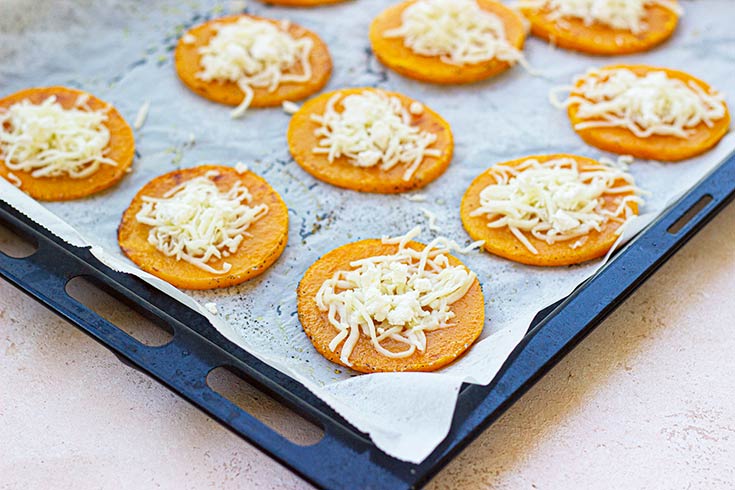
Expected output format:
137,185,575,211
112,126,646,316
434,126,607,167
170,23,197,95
1,148,733,489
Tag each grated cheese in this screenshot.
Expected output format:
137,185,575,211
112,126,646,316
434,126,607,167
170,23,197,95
315,227,479,366
196,17,313,118
383,0,523,66
204,302,219,315
518,0,682,34
182,33,197,44
403,193,428,202
234,161,249,174
0,95,117,179
134,100,150,130
282,100,300,114
409,102,424,115
311,90,442,181
5,172,21,187
550,67,727,139
421,207,441,232
135,170,268,274
470,157,644,254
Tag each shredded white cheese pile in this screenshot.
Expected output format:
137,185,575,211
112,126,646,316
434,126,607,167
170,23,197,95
470,157,644,254
0,95,116,179
311,90,441,181
519,0,681,34
135,170,268,274
383,0,523,66
196,17,313,118
551,68,727,138
316,227,480,366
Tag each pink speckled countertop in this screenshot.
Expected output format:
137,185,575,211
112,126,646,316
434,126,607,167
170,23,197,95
1,202,734,489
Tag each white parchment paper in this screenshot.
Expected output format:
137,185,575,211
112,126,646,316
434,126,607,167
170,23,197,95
1,0,733,463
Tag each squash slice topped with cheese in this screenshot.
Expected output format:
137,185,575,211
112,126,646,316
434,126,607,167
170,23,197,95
0,87,134,201
288,88,453,193
174,15,332,117
118,165,288,290
369,0,526,84
461,154,643,266
297,227,485,373
518,0,681,55
553,65,730,161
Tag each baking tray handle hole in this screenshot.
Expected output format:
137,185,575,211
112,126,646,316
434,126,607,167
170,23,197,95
206,366,324,447
667,194,713,234
0,220,37,258
65,276,174,347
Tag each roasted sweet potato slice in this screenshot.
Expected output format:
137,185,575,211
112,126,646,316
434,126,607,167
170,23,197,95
118,165,288,290
288,88,453,193
461,154,639,267
520,3,679,55
297,239,485,373
567,65,731,161
0,86,134,201
369,0,526,84
174,15,332,108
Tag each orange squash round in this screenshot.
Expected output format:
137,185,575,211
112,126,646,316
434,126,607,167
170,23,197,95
118,165,289,290
461,154,639,267
174,15,332,108
297,239,485,373
369,0,526,84
567,65,731,161
520,2,680,55
288,88,454,193
0,86,134,201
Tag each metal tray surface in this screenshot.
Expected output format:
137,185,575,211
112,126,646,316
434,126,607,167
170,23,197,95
1,148,733,489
